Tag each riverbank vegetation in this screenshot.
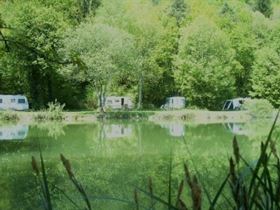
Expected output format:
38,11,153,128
0,109,252,124
1,0,280,110
34,100,65,122
0,98,275,123
0,110,19,122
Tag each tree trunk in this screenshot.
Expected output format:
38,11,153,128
98,85,104,113
98,84,106,113
137,73,143,110
47,71,53,103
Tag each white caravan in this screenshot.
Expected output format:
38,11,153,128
161,97,186,110
222,98,249,111
105,96,133,110
0,95,29,111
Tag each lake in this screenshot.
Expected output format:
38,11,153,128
0,119,276,210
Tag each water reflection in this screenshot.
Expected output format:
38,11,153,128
224,122,247,136
36,122,65,139
160,123,185,137
0,120,272,210
0,124,29,140
103,124,133,139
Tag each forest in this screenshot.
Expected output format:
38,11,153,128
0,0,280,110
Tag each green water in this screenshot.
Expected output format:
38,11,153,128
0,120,276,210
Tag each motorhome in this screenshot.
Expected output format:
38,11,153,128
0,95,29,111
105,96,133,110
161,97,186,110
222,98,249,111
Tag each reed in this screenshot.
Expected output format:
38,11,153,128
60,154,92,210
134,189,139,210
31,151,53,210
148,177,155,209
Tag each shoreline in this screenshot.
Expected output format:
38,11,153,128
0,110,251,125
148,110,250,124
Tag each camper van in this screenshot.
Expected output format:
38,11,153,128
222,98,249,111
161,97,186,110
0,95,29,111
105,96,133,110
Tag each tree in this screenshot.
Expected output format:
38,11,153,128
0,1,69,108
145,20,179,107
29,0,101,23
250,47,280,106
1,0,280,110
79,0,101,18
169,0,187,27
96,0,174,109
174,17,238,110
255,0,273,18
0,13,10,52
62,22,135,112
219,1,257,96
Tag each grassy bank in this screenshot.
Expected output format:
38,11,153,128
97,110,155,120
0,109,253,124
149,110,251,124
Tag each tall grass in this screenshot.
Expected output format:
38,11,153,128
60,154,92,210
98,111,154,120
31,111,280,210
31,152,92,210
0,110,19,122
31,151,52,210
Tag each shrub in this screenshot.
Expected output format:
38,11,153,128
0,111,19,122
99,111,153,120
34,100,65,121
242,98,274,118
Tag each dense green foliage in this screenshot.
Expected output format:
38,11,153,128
1,0,280,110
175,17,236,109
255,0,273,17
242,98,274,118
